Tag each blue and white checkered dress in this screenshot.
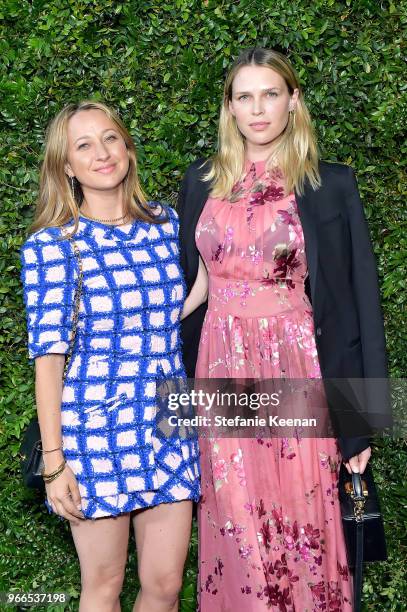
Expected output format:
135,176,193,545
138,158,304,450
20,205,200,519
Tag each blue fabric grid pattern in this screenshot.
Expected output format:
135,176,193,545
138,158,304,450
20,204,200,518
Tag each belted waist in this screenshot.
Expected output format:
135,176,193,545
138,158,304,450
207,275,311,318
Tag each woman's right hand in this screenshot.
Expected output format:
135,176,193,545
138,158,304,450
45,462,85,524
34,356,85,523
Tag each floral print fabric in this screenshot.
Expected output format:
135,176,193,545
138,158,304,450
195,161,352,611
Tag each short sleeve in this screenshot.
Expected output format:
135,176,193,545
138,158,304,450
20,229,77,360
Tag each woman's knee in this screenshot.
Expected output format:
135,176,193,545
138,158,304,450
139,568,183,604
81,563,125,599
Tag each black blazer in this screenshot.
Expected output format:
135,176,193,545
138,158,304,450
178,159,389,461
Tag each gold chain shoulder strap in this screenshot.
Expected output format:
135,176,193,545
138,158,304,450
62,235,83,382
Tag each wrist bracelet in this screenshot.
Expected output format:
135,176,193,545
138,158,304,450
42,444,64,454
43,466,66,484
42,459,66,480
43,464,66,483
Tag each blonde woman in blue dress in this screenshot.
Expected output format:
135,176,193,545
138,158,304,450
20,101,200,612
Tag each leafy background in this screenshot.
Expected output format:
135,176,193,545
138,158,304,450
0,0,406,610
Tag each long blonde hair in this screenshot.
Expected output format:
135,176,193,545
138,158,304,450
31,100,160,236
205,48,320,197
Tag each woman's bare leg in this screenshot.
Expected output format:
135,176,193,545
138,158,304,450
70,513,130,612
132,501,193,612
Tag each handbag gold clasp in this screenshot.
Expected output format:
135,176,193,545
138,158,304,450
344,480,368,497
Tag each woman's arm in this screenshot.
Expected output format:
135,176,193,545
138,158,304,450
181,255,208,320
35,354,84,522
342,166,388,473
20,233,84,521
35,354,65,461
345,166,388,380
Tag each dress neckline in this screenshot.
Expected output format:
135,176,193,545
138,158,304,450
76,215,139,240
244,159,268,178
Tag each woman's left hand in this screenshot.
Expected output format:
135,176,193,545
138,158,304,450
344,446,371,474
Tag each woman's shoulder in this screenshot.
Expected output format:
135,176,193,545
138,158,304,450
319,160,356,180
146,201,180,234
180,159,213,209
318,160,357,193
147,201,177,221
183,158,212,181
20,226,69,265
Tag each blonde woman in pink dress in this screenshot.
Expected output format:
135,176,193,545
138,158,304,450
179,48,387,611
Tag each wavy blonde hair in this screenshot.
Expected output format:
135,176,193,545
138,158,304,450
31,100,161,236
205,48,320,197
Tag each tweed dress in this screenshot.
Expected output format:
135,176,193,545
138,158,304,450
20,205,200,519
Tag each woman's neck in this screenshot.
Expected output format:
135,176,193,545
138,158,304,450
245,139,279,164
245,143,275,163
80,185,125,219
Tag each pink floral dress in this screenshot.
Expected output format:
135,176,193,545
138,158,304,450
195,160,352,611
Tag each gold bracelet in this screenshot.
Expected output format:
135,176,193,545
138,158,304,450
42,444,64,454
42,459,66,479
43,464,66,484
43,467,66,484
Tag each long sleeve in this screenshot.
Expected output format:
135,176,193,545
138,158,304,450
337,168,390,461
345,167,390,424
345,166,388,380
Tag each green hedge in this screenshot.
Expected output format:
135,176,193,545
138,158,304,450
1,0,406,610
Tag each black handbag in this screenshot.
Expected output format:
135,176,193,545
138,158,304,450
20,418,45,490
19,235,83,490
339,462,387,612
